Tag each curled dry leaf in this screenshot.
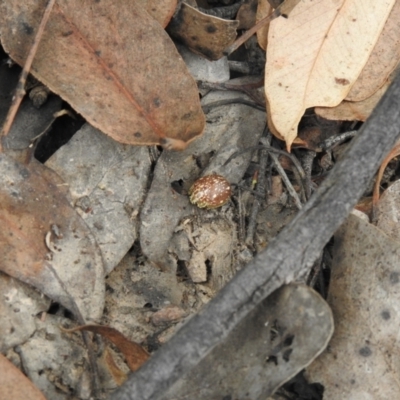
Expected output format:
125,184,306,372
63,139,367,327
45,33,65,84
64,325,149,372
136,0,178,28
0,353,46,400
345,0,400,102
0,0,205,148
167,2,239,60
316,63,399,121
315,79,390,121
256,0,273,51
265,0,395,149
236,0,258,30
0,154,104,321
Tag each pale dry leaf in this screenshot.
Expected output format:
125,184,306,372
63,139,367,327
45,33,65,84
306,213,400,399
376,180,400,243
0,274,50,353
265,0,395,148
345,0,400,102
316,62,399,121
46,123,152,274
0,0,205,148
315,79,389,121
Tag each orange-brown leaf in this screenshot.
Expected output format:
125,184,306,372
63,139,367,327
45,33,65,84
0,154,104,320
0,353,46,400
137,0,178,28
65,325,149,372
0,0,205,148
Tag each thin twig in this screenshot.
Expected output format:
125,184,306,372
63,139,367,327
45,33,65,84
224,8,280,56
0,0,56,150
245,128,270,246
270,151,302,210
298,149,316,200
319,130,358,151
224,0,302,55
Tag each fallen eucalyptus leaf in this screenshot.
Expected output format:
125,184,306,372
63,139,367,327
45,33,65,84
0,154,105,321
0,353,46,400
46,123,152,274
0,0,205,148
265,0,395,148
306,213,400,399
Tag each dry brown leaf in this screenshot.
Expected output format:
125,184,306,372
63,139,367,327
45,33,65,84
103,346,128,385
265,0,395,149
256,0,273,51
345,0,400,102
236,0,258,30
0,353,46,400
167,2,239,60
0,0,205,149
0,153,104,321
136,0,178,28
64,325,150,372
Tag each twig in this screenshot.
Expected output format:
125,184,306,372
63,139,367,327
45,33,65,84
224,0,302,55
224,8,279,56
245,128,270,245
298,149,316,200
319,130,358,151
270,150,302,210
109,68,400,400
0,0,56,150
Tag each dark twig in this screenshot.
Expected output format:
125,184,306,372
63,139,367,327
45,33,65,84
224,143,307,205
245,128,270,246
0,0,56,150
110,70,400,400
319,130,358,151
298,150,316,200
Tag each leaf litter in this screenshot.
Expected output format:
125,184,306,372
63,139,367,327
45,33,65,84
2,0,400,398
0,0,205,148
